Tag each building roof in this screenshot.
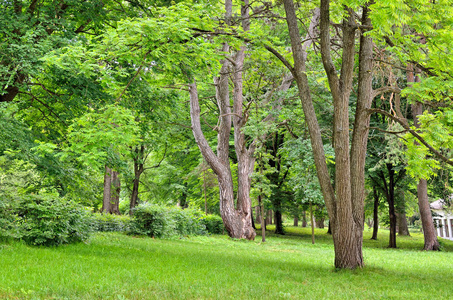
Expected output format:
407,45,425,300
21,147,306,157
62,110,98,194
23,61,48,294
430,199,445,210
429,199,448,210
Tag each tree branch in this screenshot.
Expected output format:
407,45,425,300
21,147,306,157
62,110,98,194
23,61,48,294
368,108,453,166
372,86,401,99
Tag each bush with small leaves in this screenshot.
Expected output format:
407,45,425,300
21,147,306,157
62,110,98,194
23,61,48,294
172,208,206,236
15,194,92,246
91,213,131,232
130,203,177,238
200,214,224,234
0,198,18,242
130,204,210,238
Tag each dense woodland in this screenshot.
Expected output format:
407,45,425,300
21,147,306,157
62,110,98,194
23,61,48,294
1,0,453,270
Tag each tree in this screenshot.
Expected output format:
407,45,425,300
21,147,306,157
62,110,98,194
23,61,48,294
369,0,453,250
278,0,375,268
63,105,140,212
188,0,295,239
187,0,256,239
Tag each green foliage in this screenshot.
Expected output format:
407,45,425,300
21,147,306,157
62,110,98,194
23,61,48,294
130,203,207,238
370,0,453,116
172,208,206,236
199,214,225,234
14,194,92,246
0,199,17,242
63,104,141,169
403,110,453,179
283,138,334,205
91,213,132,232
131,204,175,238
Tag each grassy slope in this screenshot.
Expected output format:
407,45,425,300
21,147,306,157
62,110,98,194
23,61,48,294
1,227,452,299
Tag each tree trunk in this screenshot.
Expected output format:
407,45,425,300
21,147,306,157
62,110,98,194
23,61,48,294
417,179,440,250
187,0,256,240
102,166,120,214
102,165,112,213
310,202,315,244
293,216,299,227
302,211,307,227
110,170,121,215
371,186,379,240
130,145,145,214
281,0,373,268
386,164,397,248
316,217,325,229
409,68,440,251
396,189,410,236
258,194,266,242
255,206,261,224
267,210,273,225
251,207,256,230
397,212,410,236
203,167,208,215
275,209,284,234
130,176,140,212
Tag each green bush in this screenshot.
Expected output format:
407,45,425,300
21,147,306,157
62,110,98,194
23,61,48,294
0,199,17,242
130,203,177,238
130,204,208,238
15,195,92,246
91,213,131,232
173,208,206,236
200,214,224,234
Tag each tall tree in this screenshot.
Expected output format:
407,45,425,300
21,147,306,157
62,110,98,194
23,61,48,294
188,0,257,239
279,0,375,268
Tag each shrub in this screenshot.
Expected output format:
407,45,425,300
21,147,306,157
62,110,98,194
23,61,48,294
130,204,210,238
0,198,17,242
130,203,177,238
172,208,206,236
91,213,131,232
15,195,92,246
200,214,224,234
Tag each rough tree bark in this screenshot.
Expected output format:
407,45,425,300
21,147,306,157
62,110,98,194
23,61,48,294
281,0,374,268
102,165,112,213
110,170,121,214
102,166,120,214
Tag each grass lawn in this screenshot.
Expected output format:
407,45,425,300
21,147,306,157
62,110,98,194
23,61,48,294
1,227,452,299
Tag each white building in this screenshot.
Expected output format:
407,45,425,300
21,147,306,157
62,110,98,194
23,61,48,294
431,199,453,241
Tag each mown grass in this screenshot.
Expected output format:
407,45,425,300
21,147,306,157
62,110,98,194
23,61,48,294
1,227,452,299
